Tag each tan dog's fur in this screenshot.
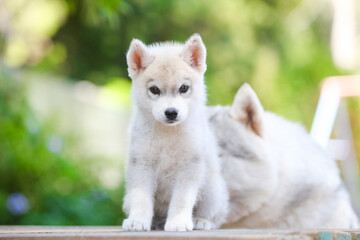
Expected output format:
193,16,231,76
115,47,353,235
209,83,359,228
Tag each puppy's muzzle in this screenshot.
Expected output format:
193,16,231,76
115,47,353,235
165,108,178,121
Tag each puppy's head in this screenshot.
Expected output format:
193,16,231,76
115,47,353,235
126,34,207,126
208,83,266,162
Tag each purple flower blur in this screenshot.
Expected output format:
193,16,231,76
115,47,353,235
6,193,30,216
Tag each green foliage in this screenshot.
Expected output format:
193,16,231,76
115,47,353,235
18,185,126,225
0,69,124,225
42,0,344,127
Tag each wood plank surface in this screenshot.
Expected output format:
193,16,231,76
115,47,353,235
0,226,359,240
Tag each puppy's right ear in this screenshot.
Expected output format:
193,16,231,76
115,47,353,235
126,39,154,78
230,83,264,137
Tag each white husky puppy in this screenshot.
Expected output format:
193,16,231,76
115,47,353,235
122,34,228,231
208,83,359,228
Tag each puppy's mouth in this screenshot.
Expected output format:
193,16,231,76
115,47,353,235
165,119,180,126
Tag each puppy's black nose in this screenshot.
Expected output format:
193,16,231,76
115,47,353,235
165,108,178,120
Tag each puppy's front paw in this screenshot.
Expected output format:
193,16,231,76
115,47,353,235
164,218,193,231
193,218,213,230
122,218,151,231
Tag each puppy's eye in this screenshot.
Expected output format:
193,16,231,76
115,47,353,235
179,85,189,94
149,86,160,95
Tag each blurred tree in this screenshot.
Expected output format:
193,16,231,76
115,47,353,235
0,0,345,124
44,0,345,127
0,68,125,225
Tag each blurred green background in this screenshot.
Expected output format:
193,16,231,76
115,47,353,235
0,0,359,225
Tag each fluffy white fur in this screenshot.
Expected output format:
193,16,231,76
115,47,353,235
122,34,228,231
208,83,359,228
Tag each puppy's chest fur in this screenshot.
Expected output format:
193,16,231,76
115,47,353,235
131,121,206,218
132,120,204,170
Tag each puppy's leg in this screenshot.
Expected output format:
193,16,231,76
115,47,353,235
164,162,204,232
122,164,155,231
193,170,228,230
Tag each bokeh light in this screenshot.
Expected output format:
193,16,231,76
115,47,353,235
6,193,30,216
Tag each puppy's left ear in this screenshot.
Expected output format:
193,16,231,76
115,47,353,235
230,83,264,137
181,34,207,74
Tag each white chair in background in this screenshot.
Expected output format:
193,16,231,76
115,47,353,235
311,75,360,212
